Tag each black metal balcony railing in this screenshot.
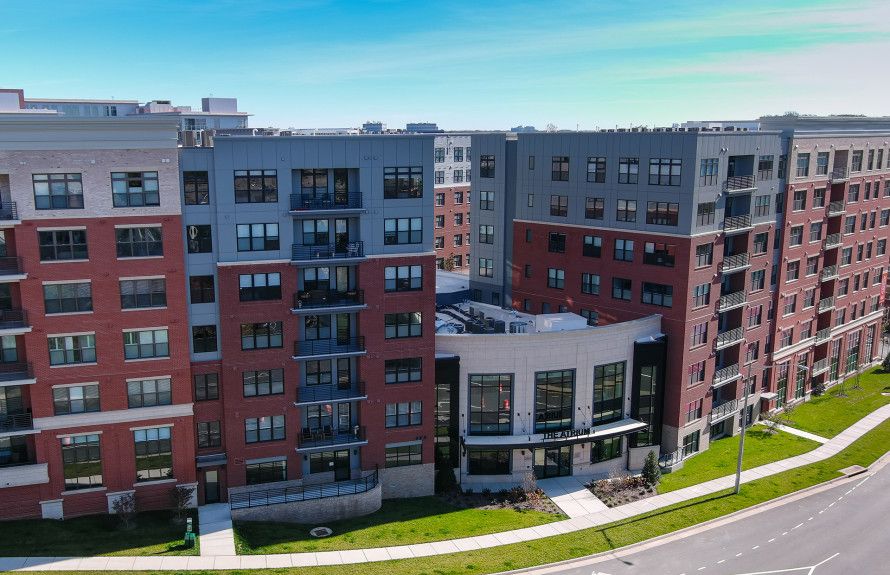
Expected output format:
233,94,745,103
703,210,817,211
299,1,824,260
0,309,28,329
290,193,363,212
723,215,753,233
230,468,378,510
717,290,746,312
0,411,33,433
291,242,364,261
293,337,366,358
715,327,744,349
297,425,367,450
812,358,830,375
295,382,367,404
820,266,838,282
724,175,756,192
815,327,831,344
0,257,24,276
829,167,849,182
293,289,365,310
0,362,33,382
713,363,740,386
826,200,845,216
823,233,842,249
720,252,751,273
710,399,739,424
818,296,836,313
0,202,19,221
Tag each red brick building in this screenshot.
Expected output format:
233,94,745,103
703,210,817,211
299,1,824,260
434,135,471,272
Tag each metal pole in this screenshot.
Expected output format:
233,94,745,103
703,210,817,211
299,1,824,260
734,363,751,495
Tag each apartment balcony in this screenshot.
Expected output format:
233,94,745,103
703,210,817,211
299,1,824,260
818,296,835,313
717,290,746,313
294,382,367,406
0,203,20,227
292,289,367,314
710,399,740,424
723,215,754,235
0,411,33,436
289,193,364,216
815,327,831,344
293,337,366,360
296,425,368,452
829,167,849,183
713,363,742,388
720,252,751,274
291,242,365,265
0,257,26,281
820,266,838,282
0,310,30,336
724,175,757,194
715,327,745,350
826,201,845,217
0,363,35,386
823,234,842,249
812,358,830,375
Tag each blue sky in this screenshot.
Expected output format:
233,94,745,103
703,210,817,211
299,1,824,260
3,0,888,130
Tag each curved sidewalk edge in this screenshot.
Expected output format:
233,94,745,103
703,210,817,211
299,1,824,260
2,402,889,572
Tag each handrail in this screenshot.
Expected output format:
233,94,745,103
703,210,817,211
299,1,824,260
0,309,28,328
725,175,756,191
0,202,18,221
293,289,364,310
723,214,753,232
290,193,362,211
0,257,23,275
720,252,750,273
230,468,378,510
291,242,364,261
0,362,33,382
295,382,367,404
0,411,33,433
293,337,366,357
297,425,367,449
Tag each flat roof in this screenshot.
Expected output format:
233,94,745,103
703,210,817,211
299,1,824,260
26,98,139,104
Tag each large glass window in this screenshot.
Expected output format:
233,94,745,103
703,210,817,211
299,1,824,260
182,171,209,205
534,369,574,432
384,218,422,245
239,273,281,301
234,170,278,203
120,278,166,309
52,384,99,415
123,329,169,359
194,373,219,401
189,275,215,304
48,334,96,365
186,224,212,254
594,362,625,424
236,223,279,252
591,437,622,463
43,282,92,314
467,449,510,475
469,374,512,435
384,312,422,339
618,157,639,183
648,158,681,186
385,357,422,384
385,401,423,428
197,421,221,448
246,460,286,485
61,434,102,490
39,230,88,261
383,167,423,198
127,378,172,408
245,415,285,443
240,322,283,350
385,265,422,291
33,173,84,210
116,227,163,258
111,172,159,207
134,427,173,482
243,369,284,397
385,444,422,468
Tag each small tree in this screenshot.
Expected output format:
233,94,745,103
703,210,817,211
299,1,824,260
641,450,661,487
112,492,137,530
882,352,890,372
761,405,795,435
170,485,196,523
442,255,455,272
434,453,457,494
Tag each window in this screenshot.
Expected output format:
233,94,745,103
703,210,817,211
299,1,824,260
549,195,568,216
700,158,718,185
186,224,212,254
847,184,860,203
646,202,679,226
468,449,510,475
245,415,285,443
453,147,464,162
806,255,819,276
243,369,284,397
527,194,534,207
385,312,422,339
813,188,825,208
127,377,171,408
385,357,422,384
691,322,708,347
435,192,445,206
850,150,863,172
618,157,639,183
183,171,209,205
524,264,532,278
692,283,711,307
585,197,604,219
616,199,637,222
535,369,574,431
120,278,166,309
116,227,162,258
480,155,495,178
194,373,219,401
48,334,96,365
44,282,92,314
237,223,279,252
233,170,278,203
33,173,84,209
685,399,703,423
469,374,512,435
747,305,762,328
190,275,215,304
191,325,217,353
385,265,422,292
547,232,565,253
878,239,887,256
551,156,569,181
453,170,464,183
197,421,221,448
786,260,800,281
642,282,673,307
123,328,168,359
581,273,600,295
240,322,283,350
587,157,606,183
239,273,281,302
815,152,829,176
434,171,444,185
753,232,769,255
793,189,807,211
61,434,102,490
384,443,422,468
384,218,422,245
795,153,810,177
480,225,495,245
841,247,852,266
809,222,823,242
612,277,632,300
383,167,423,199
385,401,423,427
303,220,329,246
783,294,797,315
579,309,598,326
53,384,99,415
683,430,701,455
111,172,159,207
648,158,681,186
583,235,602,257
695,243,713,267
697,202,716,225
758,155,774,180
780,329,793,349
39,230,88,261
478,257,493,277
643,242,676,267
594,362,624,424
614,238,634,262
479,191,494,210
434,148,445,163
754,195,770,217
246,460,286,485
134,427,172,481
434,215,444,229
867,149,875,170
789,225,803,246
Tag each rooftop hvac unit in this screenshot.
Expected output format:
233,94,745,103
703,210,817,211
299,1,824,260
181,130,197,147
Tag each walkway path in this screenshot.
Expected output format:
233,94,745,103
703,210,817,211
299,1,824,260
2,403,888,572
758,421,831,444
197,503,236,557
537,476,608,518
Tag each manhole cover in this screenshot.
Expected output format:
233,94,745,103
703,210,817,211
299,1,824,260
309,527,332,538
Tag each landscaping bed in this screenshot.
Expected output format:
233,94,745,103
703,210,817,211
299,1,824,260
587,475,656,507
439,485,563,515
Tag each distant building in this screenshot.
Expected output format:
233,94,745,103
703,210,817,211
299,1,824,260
362,121,386,134
680,120,759,131
433,135,472,273
406,122,441,133
510,125,537,133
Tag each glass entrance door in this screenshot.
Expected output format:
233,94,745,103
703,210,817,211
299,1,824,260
334,449,350,481
533,445,572,479
204,470,220,503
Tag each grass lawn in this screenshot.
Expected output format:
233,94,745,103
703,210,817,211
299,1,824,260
234,496,564,554
0,510,199,557
785,366,890,438
658,428,819,493
26,416,890,575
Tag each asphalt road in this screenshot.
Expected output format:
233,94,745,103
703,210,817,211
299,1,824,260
533,457,890,575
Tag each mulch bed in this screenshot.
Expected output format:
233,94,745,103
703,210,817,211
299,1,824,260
586,476,656,508
439,487,563,515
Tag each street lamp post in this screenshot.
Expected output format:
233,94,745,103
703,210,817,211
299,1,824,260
735,363,773,495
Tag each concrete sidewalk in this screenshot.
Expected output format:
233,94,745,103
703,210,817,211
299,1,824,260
197,503,236,557
758,421,831,444
2,402,888,572
537,476,608,518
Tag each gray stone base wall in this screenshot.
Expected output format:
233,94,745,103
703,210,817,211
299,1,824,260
627,445,660,472
231,483,382,524
380,463,435,499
